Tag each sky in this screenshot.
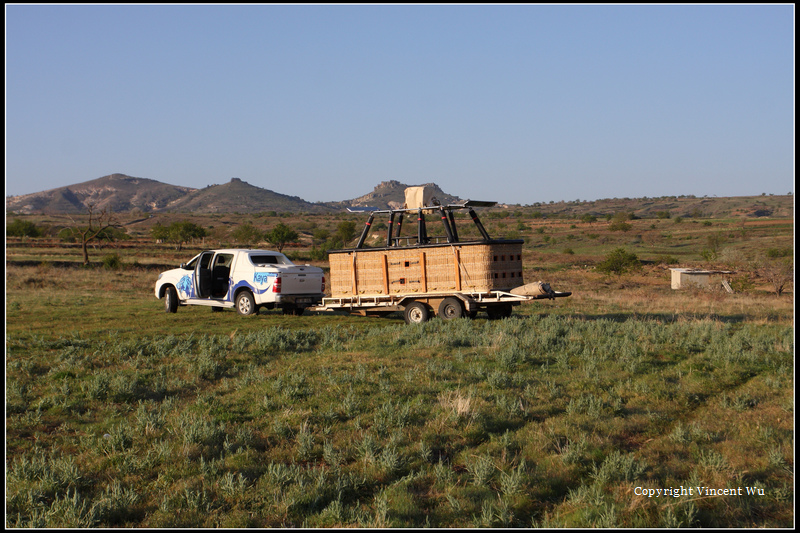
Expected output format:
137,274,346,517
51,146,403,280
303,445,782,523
5,4,795,205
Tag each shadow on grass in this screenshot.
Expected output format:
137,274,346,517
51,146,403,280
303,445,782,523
8,259,175,271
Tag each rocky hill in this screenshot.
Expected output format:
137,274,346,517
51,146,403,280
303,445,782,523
163,177,331,213
5,174,335,215
5,174,465,215
5,174,196,214
327,180,464,211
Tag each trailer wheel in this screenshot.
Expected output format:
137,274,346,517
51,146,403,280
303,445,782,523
438,297,464,320
404,301,430,324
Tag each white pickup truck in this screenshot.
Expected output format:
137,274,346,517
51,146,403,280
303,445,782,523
155,249,325,316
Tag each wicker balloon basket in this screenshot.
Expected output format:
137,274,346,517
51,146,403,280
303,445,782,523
329,240,524,298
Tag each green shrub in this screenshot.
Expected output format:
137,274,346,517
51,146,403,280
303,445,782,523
766,247,792,258
101,253,123,270
596,248,641,276
7,218,43,237
656,254,678,265
609,220,632,232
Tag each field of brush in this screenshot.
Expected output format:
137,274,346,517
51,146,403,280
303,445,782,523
5,205,794,527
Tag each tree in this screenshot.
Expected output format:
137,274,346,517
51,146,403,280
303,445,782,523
152,220,207,251
63,204,123,265
265,222,299,253
759,249,793,297
231,223,264,247
700,232,727,262
312,228,331,245
596,248,641,277
608,212,632,232
150,222,170,243
335,220,357,244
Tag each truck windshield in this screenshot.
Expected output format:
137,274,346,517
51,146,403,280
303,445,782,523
184,252,214,270
183,254,201,269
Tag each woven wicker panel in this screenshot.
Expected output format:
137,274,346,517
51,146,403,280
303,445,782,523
484,243,525,291
329,242,524,298
329,252,356,296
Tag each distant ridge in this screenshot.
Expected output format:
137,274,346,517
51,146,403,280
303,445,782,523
5,174,463,215
6,173,793,219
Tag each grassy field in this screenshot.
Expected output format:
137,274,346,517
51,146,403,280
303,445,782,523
5,207,794,527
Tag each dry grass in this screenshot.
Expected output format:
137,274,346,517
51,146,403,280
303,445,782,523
438,390,474,420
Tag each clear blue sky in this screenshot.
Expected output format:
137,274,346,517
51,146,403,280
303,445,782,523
5,4,795,205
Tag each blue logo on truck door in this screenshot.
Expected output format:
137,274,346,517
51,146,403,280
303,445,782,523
177,275,194,298
254,272,277,285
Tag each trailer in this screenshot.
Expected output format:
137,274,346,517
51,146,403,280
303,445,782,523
311,186,571,323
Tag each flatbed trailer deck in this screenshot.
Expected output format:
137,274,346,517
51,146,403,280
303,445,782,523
310,286,571,322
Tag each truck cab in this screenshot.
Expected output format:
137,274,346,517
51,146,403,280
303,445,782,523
155,249,325,316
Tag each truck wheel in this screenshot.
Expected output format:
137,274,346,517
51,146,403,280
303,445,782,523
164,286,178,313
236,291,256,316
404,301,430,324
438,297,464,320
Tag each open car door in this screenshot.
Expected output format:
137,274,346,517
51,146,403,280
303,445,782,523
194,251,215,298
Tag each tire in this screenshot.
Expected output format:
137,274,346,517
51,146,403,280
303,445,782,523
236,291,257,316
438,297,464,320
164,286,178,313
404,301,430,324
487,303,513,320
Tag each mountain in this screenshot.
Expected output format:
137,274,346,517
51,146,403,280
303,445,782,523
5,174,464,215
5,174,331,215
165,178,331,213
6,174,794,219
5,174,196,214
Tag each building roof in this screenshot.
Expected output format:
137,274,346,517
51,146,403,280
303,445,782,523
669,268,735,274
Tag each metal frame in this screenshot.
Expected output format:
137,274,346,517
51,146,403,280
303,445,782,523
348,201,497,249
